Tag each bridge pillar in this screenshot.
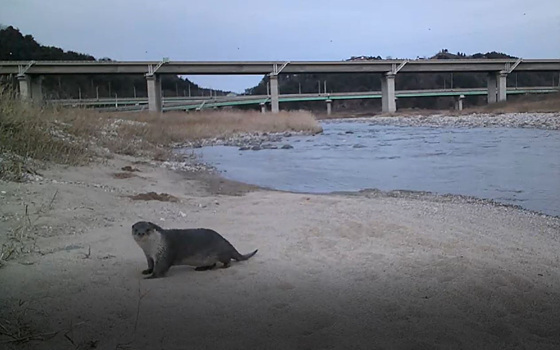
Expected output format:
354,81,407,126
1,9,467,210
17,74,43,103
260,102,267,114
455,94,465,111
497,72,507,102
270,74,279,113
381,73,396,113
146,74,162,113
17,75,31,101
487,73,497,103
326,99,332,115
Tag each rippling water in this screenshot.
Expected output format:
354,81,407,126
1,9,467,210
188,121,560,217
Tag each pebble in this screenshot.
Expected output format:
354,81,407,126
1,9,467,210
161,161,213,173
175,130,316,150
328,112,560,130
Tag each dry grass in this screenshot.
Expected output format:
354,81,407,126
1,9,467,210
0,88,322,181
62,109,321,157
0,90,89,167
464,92,560,114
1,190,58,264
109,109,323,142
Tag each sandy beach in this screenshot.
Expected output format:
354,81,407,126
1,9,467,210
1,150,559,350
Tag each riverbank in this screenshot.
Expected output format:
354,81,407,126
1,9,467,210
333,112,560,130
1,149,560,349
2,104,560,348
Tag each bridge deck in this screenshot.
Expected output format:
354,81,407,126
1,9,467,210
2,59,560,75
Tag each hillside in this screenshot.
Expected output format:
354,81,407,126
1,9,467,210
0,26,228,99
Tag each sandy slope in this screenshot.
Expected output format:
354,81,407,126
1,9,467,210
1,155,559,350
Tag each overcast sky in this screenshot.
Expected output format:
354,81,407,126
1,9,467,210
1,0,559,92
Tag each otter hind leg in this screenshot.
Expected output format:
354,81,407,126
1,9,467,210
219,255,231,268
195,263,217,271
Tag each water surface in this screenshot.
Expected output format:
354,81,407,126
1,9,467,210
189,121,560,216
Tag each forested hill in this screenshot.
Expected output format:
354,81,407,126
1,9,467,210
0,26,229,99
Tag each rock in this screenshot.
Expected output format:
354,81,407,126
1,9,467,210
238,146,250,151
251,145,262,151
281,144,294,150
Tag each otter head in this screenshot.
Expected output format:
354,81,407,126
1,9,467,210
131,221,160,242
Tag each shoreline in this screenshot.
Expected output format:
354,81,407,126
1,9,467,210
179,111,560,219
188,163,560,219
323,111,560,130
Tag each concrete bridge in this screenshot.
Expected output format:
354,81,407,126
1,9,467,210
48,87,560,114
1,58,559,113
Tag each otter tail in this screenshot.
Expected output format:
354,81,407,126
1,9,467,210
233,249,258,261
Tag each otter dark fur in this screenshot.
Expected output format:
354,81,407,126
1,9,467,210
131,221,258,279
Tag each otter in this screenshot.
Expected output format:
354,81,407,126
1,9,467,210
131,221,258,279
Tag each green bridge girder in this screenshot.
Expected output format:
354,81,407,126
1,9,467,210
52,88,559,112
167,88,558,111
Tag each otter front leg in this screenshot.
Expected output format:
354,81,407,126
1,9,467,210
145,259,171,279
142,255,154,275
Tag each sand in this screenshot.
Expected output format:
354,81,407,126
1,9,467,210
1,154,559,350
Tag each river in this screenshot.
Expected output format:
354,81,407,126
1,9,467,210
189,121,560,217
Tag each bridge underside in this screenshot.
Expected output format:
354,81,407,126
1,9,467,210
43,87,559,115
13,72,557,113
